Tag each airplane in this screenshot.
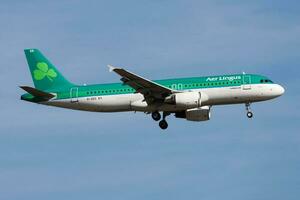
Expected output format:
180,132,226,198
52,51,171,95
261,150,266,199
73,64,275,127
20,49,285,130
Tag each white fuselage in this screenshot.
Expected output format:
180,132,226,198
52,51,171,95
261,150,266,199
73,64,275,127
43,83,285,112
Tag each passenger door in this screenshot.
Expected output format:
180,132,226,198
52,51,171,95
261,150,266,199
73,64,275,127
242,75,251,90
70,87,79,102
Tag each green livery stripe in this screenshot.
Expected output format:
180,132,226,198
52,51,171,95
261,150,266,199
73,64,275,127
51,74,272,100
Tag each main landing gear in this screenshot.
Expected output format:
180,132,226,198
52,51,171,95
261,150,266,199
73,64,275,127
245,103,253,118
151,111,161,121
159,120,168,130
152,111,170,130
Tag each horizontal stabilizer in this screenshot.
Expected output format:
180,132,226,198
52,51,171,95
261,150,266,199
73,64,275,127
20,86,55,100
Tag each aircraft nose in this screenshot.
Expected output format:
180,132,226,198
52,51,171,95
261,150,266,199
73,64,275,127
274,84,285,96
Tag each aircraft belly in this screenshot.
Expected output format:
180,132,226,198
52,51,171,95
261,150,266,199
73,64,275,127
200,84,273,105
197,87,241,105
78,93,142,112
44,94,141,112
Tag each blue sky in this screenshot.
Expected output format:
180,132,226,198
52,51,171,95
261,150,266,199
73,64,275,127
0,0,299,199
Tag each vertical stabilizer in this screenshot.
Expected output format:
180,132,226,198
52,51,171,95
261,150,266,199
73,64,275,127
24,49,74,91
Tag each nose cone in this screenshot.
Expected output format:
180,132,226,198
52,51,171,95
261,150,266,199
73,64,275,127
273,84,285,97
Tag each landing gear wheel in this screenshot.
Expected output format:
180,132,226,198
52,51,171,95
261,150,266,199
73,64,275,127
247,112,253,118
159,120,168,130
245,103,253,119
151,112,161,121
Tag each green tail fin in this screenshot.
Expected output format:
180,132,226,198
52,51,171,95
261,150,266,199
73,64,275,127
24,49,74,91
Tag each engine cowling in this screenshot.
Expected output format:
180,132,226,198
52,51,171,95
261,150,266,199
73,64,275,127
165,92,201,109
165,91,209,109
175,106,211,121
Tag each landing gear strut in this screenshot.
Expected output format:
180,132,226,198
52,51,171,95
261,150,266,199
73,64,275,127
151,111,161,121
159,112,170,130
245,103,253,118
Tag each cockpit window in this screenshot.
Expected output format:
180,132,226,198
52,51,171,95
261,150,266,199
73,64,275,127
260,79,273,83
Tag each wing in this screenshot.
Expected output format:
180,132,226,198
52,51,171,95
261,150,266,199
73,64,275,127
108,65,177,103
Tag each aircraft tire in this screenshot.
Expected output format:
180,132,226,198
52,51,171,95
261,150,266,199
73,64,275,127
152,112,161,121
159,120,168,130
247,111,253,118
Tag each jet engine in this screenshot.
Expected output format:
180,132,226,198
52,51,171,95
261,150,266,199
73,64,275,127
165,91,208,109
175,106,211,121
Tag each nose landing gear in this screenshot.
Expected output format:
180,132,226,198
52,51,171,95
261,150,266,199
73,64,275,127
247,111,253,118
245,103,253,118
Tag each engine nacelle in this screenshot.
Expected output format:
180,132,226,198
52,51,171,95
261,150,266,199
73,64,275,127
165,92,201,109
175,106,211,121
165,91,209,109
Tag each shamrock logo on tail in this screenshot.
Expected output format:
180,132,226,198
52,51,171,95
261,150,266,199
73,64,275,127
34,62,57,81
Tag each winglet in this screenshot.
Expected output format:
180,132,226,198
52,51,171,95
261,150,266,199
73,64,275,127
108,65,116,72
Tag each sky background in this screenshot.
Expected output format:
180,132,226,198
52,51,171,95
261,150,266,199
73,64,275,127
0,0,300,199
